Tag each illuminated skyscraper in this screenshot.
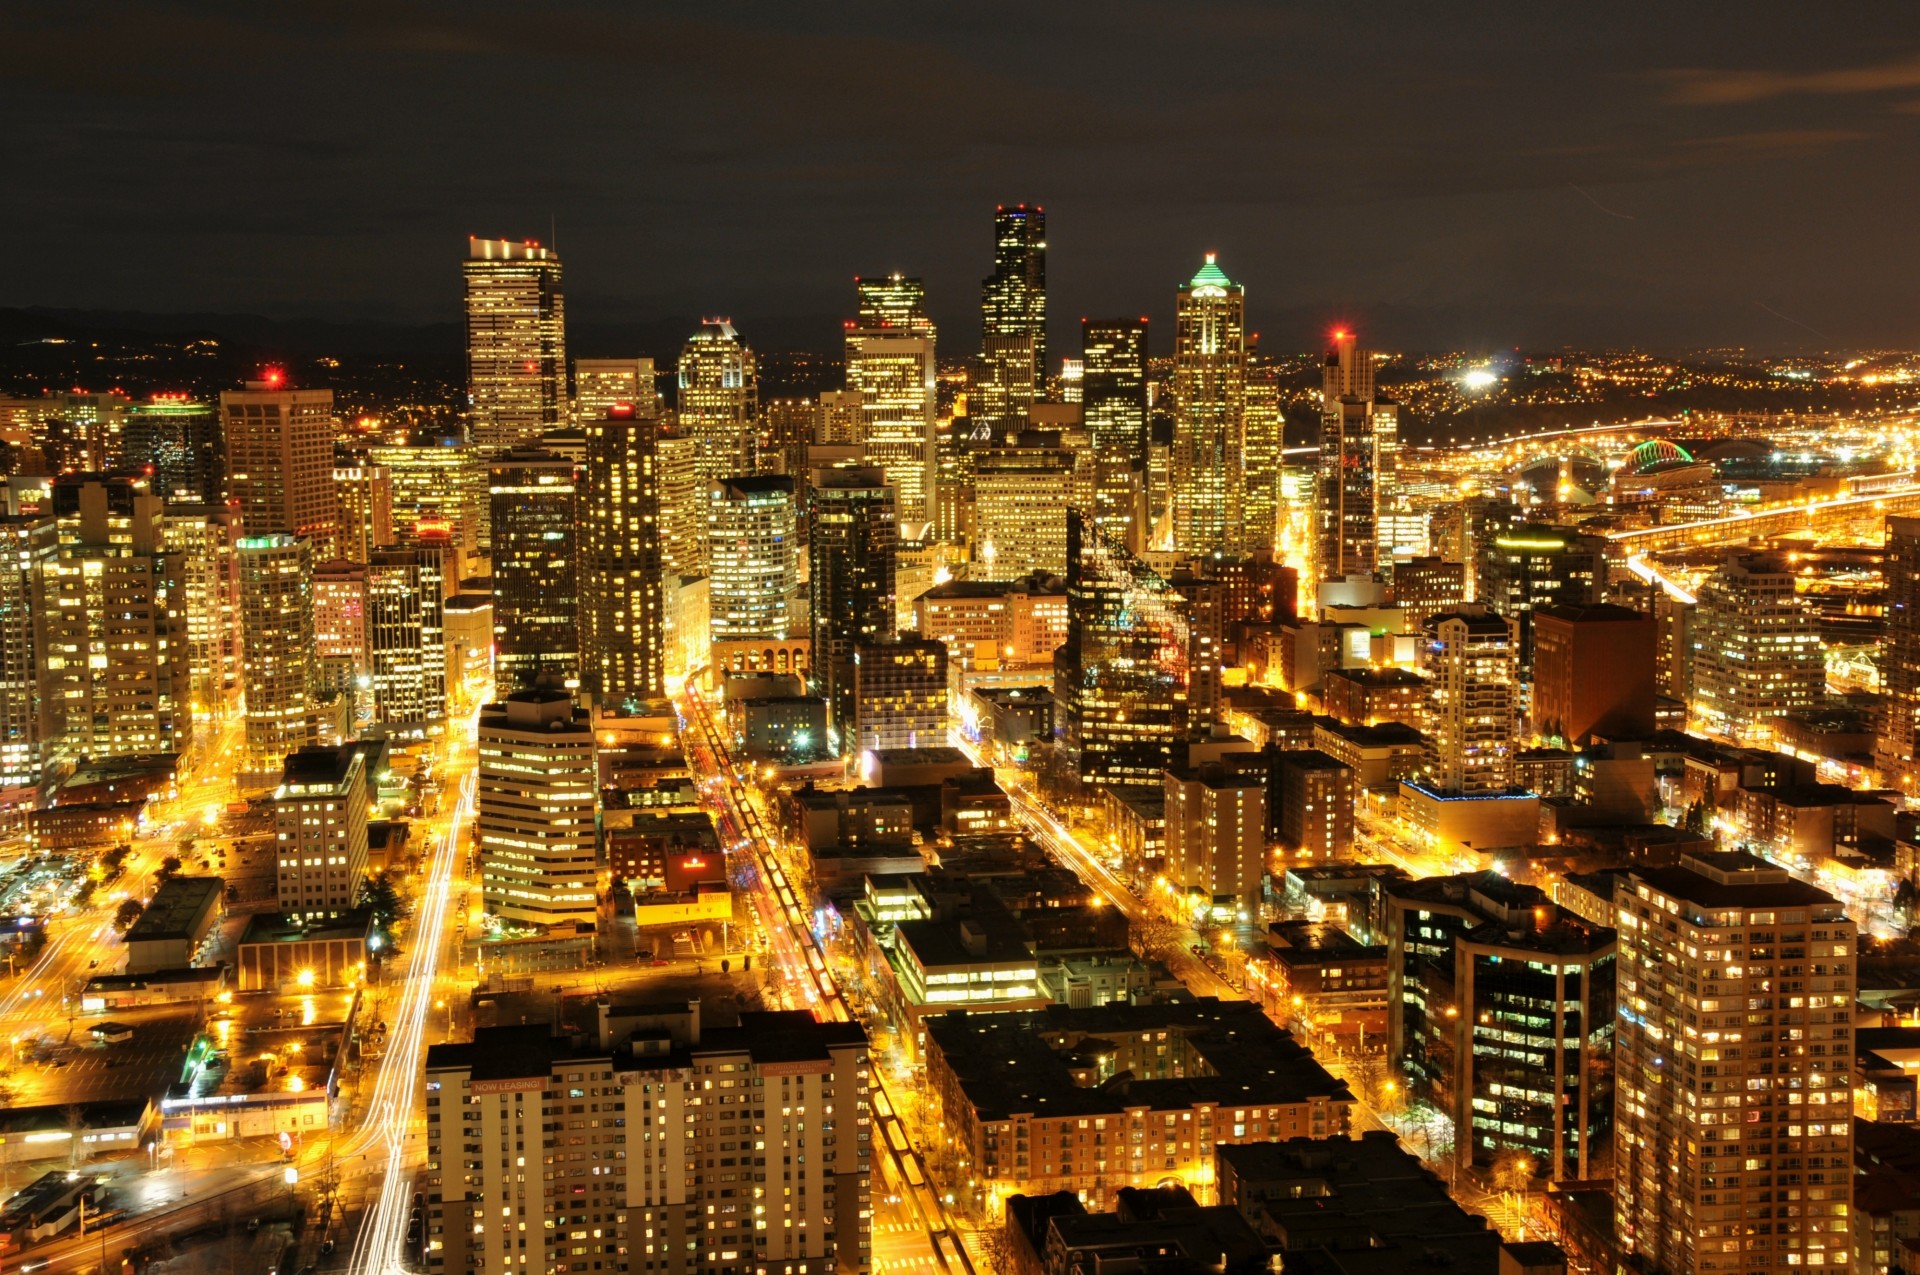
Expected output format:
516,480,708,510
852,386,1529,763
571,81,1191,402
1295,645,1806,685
478,688,598,931
0,516,56,819
573,357,655,423
312,559,369,697
578,406,665,704
237,533,318,782
368,438,485,566
981,203,1047,381
1690,553,1822,744
973,429,1074,581
272,744,370,920
816,389,863,446
1241,333,1283,556
759,396,816,480
1421,609,1514,795
1056,509,1189,788
707,475,796,643
654,425,706,579
366,543,449,729
847,328,936,525
220,378,339,557
488,449,580,689
1171,255,1246,555
1317,331,1400,581
1613,852,1855,1275
855,273,934,334
1082,318,1149,549
808,466,897,742
332,462,394,563
162,504,243,716
676,321,758,483
464,237,567,449
124,395,223,503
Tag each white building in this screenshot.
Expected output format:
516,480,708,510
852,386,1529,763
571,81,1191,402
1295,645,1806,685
478,689,597,931
272,744,370,918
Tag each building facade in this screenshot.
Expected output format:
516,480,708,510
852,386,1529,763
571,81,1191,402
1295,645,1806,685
488,448,580,689
272,745,370,918
220,380,338,557
578,406,666,705
1171,256,1245,555
477,690,598,932
465,237,567,449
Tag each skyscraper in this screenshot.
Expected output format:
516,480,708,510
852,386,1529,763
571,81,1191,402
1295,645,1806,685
808,466,897,743
676,321,758,483
578,405,665,704
366,543,449,729
162,504,244,718
1613,852,1856,1275
220,378,339,557
464,237,567,449
1476,525,1604,679
1879,515,1920,790
237,533,318,782
981,203,1047,383
368,438,485,566
973,429,1074,581
847,275,937,524
1172,255,1246,555
1691,554,1822,744
124,394,223,504
332,462,394,563
1081,318,1149,550
759,396,816,480
653,424,706,581
1056,509,1190,788
707,475,796,645
1317,331,1400,582
477,688,598,931
1422,609,1515,794
853,635,948,753
272,744,370,920
1532,602,1657,746
0,516,56,820
1241,333,1284,556
488,448,579,689
573,357,655,423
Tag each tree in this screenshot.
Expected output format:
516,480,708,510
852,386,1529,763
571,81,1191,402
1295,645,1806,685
1682,800,1712,836
113,899,144,933
156,855,183,882
357,873,406,927
1490,1149,1535,1194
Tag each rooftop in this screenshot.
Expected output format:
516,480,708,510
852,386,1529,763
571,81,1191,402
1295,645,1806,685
125,876,224,944
1631,851,1839,909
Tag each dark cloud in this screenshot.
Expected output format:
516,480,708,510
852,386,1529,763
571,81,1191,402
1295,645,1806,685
4,1,1919,352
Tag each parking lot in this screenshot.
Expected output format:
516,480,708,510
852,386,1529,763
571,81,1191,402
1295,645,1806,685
11,1005,200,1107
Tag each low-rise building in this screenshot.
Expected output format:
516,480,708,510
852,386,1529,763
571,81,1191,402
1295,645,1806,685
1396,781,1540,857
124,875,224,974
1248,921,1387,1045
161,986,355,1144
234,909,376,991
1312,719,1426,790
1322,667,1429,732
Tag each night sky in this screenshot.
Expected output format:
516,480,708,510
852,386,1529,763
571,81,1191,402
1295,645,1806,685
9,3,1920,355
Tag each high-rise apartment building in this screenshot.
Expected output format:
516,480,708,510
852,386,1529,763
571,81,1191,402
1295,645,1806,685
488,449,579,689
221,379,338,557
1164,762,1266,917
1171,255,1245,555
708,475,796,643
124,395,223,504
1613,852,1856,1275
312,559,370,696
578,406,665,705
678,321,758,484
574,357,655,423
1691,554,1823,744
43,477,191,763
333,463,394,563
1270,749,1356,859
366,544,449,729
1056,510,1190,788
0,516,55,815
271,744,370,919
853,635,948,753
424,1011,871,1275
816,389,863,447
162,504,243,717
1081,319,1150,550
981,203,1047,387
809,467,897,742
973,429,1075,581
477,688,598,931
465,237,567,449
1423,609,1515,794
1532,603,1657,746
237,534,318,783
1317,331,1399,582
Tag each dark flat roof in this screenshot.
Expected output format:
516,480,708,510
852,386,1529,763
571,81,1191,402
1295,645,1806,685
125,875,223,943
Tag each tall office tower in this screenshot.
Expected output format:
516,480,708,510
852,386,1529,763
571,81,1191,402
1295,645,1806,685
43,477,191,763
816,389,863,446
854,273,934,334
1879,515,1920,790
760,397,816,481
1056,510,1190,788
1691,554,1822,744
1241,333,1284,555
1422,609,1515,794
1082,319,1150,549
677,321,758,483
1532,603,1657,746
1171,255,1246,555
654,425,706,580
425,1012,871,1275
1316,331,1400,582
220,379,339,557
366,544,449,729
970,333,1038,438
574,357,655,423
1164,762,1267,917
853,634,948,752
973,429,1075,581
465,236,567,449
271,744,370,919
25,391,132,473
1613,852,1856,1275
488,449,579,689
1475,525,1604,679
123,395,223,503
578,406,665,704
368,438,485,565
0,516,55,817
477,687,598,931
312,560,369,699
331,463,393,564
162,504,243,717
981,203,1047,381
236,534,318,783
847,330,936,524
1381,875,1616,1181
707,475,796,643
808,466,898,742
